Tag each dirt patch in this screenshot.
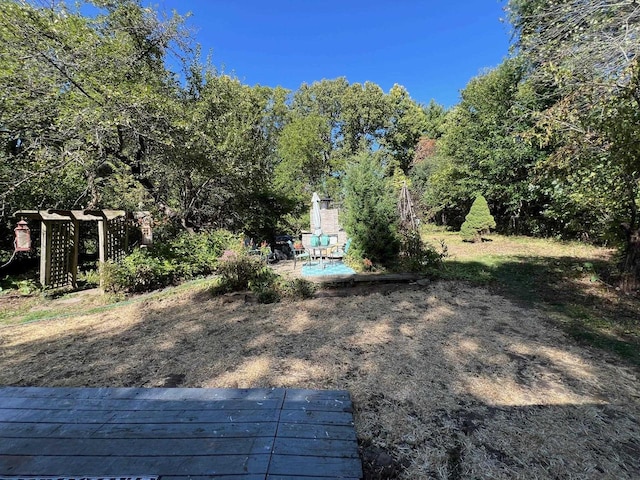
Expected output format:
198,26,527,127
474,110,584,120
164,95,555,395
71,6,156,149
360,442,408,479
1,280,638,479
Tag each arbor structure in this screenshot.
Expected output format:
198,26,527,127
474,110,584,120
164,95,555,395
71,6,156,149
14,209,128,288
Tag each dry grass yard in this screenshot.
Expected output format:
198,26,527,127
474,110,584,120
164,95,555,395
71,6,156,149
1,274,639,479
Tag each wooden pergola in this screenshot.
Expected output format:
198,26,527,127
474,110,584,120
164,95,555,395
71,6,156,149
14,209,128,289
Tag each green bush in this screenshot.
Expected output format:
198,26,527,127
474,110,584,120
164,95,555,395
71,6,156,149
77,269,100,287
212,250,280,302
153,230,239,279
0,276,40,295
211,251,317,303
278,278,316,299
460,195,496,242
102,229,240,293
101,249,176,293
247,260,280,304
253,284,280,304
397,229,446,273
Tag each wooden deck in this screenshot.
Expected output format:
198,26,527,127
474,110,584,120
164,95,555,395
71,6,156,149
0,387,362,480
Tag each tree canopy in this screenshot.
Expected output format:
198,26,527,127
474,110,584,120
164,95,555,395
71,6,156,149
3,0,640,284
507,0,640,282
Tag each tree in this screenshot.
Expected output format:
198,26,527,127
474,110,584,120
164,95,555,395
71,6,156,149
291,77,348,152
164,67,282,234
0,1,287,242
288,77,350,199
460,195,496,242
274,114,331,203
422,58,549,232
382,84,429,174
340,81,389,155
423,99,447,139
289,78,432,181
0,0,187,220
341,151,399,265
508,0,640,285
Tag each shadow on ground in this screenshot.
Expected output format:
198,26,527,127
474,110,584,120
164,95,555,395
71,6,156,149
443,255,640,366
1,280,639,479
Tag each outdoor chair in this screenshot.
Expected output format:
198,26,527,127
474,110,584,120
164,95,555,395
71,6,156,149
288,240,310,268
304,235,323,266
328,238,351,264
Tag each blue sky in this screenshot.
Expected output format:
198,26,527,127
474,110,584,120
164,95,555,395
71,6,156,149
156,0,512,108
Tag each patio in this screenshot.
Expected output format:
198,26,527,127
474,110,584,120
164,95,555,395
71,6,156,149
301,261,356,277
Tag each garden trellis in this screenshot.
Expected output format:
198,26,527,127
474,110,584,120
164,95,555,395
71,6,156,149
13,210,128,288
398,182,418,231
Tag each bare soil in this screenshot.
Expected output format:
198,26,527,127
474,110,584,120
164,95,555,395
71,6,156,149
1,278,638,479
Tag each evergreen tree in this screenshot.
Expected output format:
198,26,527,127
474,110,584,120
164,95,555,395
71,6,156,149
460,195,496,242
342,151,400,265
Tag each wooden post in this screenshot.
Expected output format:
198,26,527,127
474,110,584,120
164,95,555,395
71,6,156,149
71,219,79,288
40,220,53,287
40,221,52,287
124,216,129,253
98,218,107,265
98,218,106,290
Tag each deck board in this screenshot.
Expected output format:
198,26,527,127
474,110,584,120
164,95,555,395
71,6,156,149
0,407,281,423
0,387,285,401
0,387,362,479
3,437,274,456
268,455,362,478
97,421,275,439
0,396,283,411
0,454,272,476
1,421,278,439
273,438,360,458
277,422,357,440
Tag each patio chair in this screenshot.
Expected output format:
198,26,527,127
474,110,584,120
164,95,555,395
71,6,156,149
328,238,351,264
288,240,310,268
303,235,323,267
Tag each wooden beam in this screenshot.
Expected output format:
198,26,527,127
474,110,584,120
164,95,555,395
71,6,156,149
70,210,103,221
14,210,71,221
13,210,40,219
84,209,126,220
14,210,126,221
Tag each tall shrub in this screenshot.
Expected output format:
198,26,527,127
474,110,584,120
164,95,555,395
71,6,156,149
342,151,400,264
460,195,496,242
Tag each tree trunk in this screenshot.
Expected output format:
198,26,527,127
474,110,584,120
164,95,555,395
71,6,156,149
620,223,640,291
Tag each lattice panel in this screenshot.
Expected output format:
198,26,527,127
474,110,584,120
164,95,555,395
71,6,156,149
105,216,128,262
47,221,74,288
